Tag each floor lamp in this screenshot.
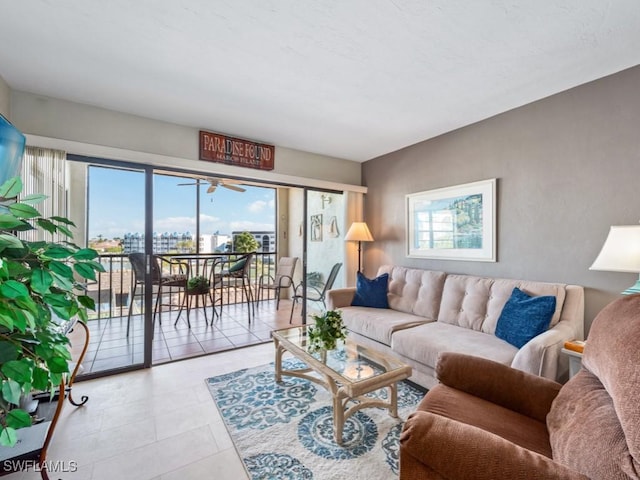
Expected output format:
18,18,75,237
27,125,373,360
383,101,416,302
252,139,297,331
590,225,640,294
345,222,374,273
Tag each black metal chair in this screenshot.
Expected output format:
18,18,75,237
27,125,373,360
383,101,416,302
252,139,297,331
257,256,298,309
127,253,189,336
214,253,255,323
289,262,342,323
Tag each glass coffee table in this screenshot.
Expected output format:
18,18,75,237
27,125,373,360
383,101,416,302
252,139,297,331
271,325,412,444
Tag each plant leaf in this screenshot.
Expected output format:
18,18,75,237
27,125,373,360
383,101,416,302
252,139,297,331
8,203,41,219
30,268,54,294
74,262,97,281
50,216,76,227
6,409,32,429
0,214,27,230
0,426,18,447
49,260,73,278
0,280,29,299
0,234,24,250
2,379,23,405
19,193,48,205
47,356,69,374
78,295,96,310
1,360,32,383
32,367,49,391
73,248,99,260
0,177,22,199
44,246,73,259
36,218,58,235
0,313,14,331
57,224,74,237
0,341,19,362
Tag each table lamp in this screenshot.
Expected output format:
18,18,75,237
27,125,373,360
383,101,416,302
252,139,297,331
345,222,374,273
590,225,640,294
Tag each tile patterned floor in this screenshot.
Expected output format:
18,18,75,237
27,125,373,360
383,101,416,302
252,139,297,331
76,298,308,374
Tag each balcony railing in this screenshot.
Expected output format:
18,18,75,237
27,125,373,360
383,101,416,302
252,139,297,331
85,252,277,320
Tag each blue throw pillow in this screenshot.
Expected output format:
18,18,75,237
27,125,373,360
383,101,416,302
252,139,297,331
351,272,389,309
495,287,556,348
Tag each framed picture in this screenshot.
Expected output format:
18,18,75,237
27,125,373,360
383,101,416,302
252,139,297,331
406,178,496,261
310,214,323,241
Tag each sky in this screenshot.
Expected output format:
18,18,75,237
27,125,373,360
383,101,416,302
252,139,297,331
88,166,275,239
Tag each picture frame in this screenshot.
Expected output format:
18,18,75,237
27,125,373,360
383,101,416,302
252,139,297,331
406,178,496,261
310,214,323,242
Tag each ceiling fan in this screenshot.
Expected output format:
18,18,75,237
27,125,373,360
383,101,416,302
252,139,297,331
177,177,246,193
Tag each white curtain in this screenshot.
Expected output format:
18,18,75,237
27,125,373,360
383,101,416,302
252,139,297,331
19,146,68,242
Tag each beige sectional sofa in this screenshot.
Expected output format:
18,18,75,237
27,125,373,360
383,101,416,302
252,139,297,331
326,265,584,389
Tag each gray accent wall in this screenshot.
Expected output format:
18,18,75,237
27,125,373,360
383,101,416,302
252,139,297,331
362,65,640,333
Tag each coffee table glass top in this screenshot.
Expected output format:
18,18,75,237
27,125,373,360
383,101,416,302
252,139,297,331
272,325,408,383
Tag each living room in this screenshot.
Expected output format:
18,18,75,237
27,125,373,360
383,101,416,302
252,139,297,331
1,2,640,479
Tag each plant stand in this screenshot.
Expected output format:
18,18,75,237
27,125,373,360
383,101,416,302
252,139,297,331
0,320,91,479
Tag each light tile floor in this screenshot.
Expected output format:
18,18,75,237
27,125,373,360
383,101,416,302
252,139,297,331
6,342,278,480
4,298,324,480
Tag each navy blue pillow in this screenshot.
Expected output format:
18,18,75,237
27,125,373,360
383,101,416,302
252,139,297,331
495,287,556,348
351,272,389,309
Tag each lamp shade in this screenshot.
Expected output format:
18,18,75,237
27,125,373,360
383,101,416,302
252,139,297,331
590,225,640,273
344,222,374,242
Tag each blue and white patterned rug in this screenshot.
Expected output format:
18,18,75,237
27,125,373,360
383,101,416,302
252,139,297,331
206,358,425,480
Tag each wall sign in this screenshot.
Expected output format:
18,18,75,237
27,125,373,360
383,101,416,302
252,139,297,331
199,130,275,171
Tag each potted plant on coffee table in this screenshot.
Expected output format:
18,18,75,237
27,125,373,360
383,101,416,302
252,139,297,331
308,309,347,352
0,177,103,446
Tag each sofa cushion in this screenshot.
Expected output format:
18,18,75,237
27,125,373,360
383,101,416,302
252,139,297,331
548,369,633,479
341,306,430,346
392,322,518,370
378,265,446,318
351,271,389,309
438,275,567,334
495,287,556,348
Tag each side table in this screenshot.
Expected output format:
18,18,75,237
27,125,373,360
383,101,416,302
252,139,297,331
561,347,583,379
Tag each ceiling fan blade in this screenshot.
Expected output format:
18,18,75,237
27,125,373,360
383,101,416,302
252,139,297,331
207,184,217,193
222,183,246,192
177,182,198,186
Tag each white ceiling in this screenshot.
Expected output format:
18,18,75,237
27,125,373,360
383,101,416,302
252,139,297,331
1,1,640,162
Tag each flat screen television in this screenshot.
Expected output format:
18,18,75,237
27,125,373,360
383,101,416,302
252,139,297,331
0,114,26,186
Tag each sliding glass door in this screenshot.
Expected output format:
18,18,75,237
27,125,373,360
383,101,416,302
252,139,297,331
84,164,152,374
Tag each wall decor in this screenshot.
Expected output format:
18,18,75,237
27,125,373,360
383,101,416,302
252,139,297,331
310,214,323,242
327,216,339,238
199,130,274,171
406,178,496,261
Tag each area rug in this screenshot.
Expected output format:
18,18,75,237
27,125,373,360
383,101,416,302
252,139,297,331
206,358,425,480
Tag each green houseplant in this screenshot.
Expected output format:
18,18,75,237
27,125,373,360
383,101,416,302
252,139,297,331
187,275,210,294
0,177,103,446
308,309,347,351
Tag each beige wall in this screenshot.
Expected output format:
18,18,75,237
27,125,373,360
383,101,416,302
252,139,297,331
0,75,10,118
10,91,362,186
363,64,640,333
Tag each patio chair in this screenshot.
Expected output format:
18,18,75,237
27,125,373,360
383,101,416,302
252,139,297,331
289,262,342,323
256,256,299,309
214,252,255,323
127,253,189,336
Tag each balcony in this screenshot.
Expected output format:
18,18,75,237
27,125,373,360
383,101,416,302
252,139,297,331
76,252,305,375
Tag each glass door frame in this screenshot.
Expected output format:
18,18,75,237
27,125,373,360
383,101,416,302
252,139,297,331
70,154,155,370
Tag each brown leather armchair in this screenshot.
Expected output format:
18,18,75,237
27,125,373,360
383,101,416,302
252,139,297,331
400,294,640,480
